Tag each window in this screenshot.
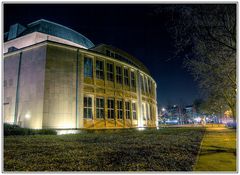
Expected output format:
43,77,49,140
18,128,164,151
106,50,110,56
96,97,104,119
145,77,149,94
107,63,114,82
116,66,122,84
132,102,137,120
117,100,123,119
140,75,144,93
124,68,129,86
96,60,104,80
146,103,150,120
148,79,152,94
110,52,115,57
84,57,93,78
142,103,146,120
84,96,93,119
149,105,153,120
125,101,130,119
107,98,114,119
131,71,135,88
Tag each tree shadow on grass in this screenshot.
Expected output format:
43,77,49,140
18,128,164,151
200,146,236,156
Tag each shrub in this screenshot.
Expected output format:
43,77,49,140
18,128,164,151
4,123,56,136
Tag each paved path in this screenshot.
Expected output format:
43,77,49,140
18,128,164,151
194,126,236,171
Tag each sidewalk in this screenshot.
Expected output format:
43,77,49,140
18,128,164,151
194,125,236,171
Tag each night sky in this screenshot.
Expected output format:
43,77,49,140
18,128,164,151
4,4,200,108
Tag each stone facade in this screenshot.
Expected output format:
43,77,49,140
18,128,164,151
4,41,158,129
3,19,158,129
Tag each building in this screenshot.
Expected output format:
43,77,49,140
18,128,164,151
3,19,158,129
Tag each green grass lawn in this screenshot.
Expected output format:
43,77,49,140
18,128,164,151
194,126,236,171
4,127,205,171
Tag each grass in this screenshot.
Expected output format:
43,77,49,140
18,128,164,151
4,127,205,171
194,126,236,171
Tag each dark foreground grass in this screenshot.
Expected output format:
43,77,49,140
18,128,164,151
4,127,205,171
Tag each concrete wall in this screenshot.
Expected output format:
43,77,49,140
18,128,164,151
4,53,20,124
42,44,77,129
4,44,47,129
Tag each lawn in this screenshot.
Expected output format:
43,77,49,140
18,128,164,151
4,127,205,171
194,126,236,171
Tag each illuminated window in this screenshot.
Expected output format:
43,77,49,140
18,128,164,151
107,98,114,119
84,57,93,78
107,63,114,82
125,101,130,119
142,103,146,120
146,103,150,120
148,79,152,94
145,77,149,94
131,71,135,88
116,66,122,84
96,60,104,80
149,105,153,120
140,75,145,93
124,68,129,86
96,97,104,119
84,96,93,119
132,102,137,120
117,100,123,119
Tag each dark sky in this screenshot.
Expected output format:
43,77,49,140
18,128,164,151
4,4,200,108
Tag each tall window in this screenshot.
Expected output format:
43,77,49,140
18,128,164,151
107,98,114,119
96,97,104,119
131,71,135,88
84,57,93,78
149,105,153,120
107,63,114,82
132,102,137,120
106,50,110,56
125,101,130,119
84,96,93,119
96,60,104,80
145,77,149,94
140,75,145,93
148,79,152,94
146,103,150,120
124,68,129,86
142,103,146,120
117,100,123,119
116,66,122,84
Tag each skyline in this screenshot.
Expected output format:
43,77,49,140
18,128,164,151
4,4,200,107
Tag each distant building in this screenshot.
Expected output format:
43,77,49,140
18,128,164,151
3,19,158,129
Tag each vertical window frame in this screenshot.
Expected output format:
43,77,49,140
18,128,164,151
124,68,129,86
84,57,93,78
84,95,93,119
96,97,104,119
96,59,104,80
116,66,122,84
107,98,115,119
106,62,114,82
117,99,123,119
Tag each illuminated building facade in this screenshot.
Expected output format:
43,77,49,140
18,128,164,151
3,19,158,129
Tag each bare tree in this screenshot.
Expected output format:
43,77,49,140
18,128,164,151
162,4,236,121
